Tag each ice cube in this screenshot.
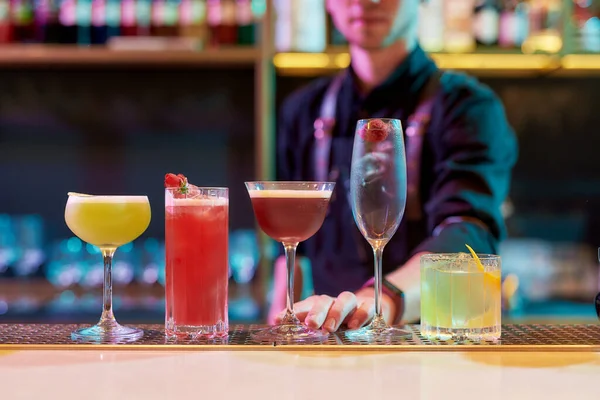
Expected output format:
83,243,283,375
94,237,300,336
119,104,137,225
453,251,479,272
186,184,204,199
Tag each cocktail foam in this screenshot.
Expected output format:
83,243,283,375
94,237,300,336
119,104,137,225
247,189,332,199
67,193,149,203
168,197,229,207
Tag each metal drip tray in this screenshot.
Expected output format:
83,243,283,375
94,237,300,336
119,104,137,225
1,324,600,352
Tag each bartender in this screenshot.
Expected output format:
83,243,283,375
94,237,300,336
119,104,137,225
270,0,518,332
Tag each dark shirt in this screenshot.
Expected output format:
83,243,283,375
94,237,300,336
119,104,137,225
277,45,518,296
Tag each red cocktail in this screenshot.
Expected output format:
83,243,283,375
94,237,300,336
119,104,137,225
249,190,331,243
246,181,335,343
165,177,229,339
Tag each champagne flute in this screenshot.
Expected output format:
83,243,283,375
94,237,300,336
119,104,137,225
346,118,412,342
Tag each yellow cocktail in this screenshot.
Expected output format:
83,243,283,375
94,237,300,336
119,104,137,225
420,252,501,341
65,194,151,248
64,192,151,342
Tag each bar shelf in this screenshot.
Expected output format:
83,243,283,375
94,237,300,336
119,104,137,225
0,45,260,67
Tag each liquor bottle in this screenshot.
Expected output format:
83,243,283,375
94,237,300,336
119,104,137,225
221,0,237,44
444,0,476,52
11,0,35,42
104,0,120,39
235,0,253,45
581,16,600,53
418,0,444,52
206,0,219,46
522,0,563,53
207,0,237,46
76,0,92,45
0,0,12,43
273,0,291,51
161,0,179,36
274,0,326,52
150,0,163,35
59,0,78,43
498,0,529,48
151,0,178,36
249,0,265,44
91,0,107,44
576,0,600,52
512,0,529,47
34,0,47,42
136,0,152,36
473,0,500,47
39,0,62,43
179,0,207,46
545,0,561,34
121,0,137,36
525,0,561,53
528,0,545,35
497,0,514,48
293,0,326,52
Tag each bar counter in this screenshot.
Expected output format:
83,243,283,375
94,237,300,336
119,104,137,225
1,324,599,398
1,347,598,399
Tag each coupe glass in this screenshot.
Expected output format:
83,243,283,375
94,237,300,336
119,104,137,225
65,193,151,342
346,118,412,342
245,181,335,343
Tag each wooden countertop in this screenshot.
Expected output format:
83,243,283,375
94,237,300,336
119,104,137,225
0,349,598,399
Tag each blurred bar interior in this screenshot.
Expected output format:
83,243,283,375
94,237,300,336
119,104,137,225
0,0,600,325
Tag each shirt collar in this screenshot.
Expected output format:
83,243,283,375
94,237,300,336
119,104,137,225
345,45,438,110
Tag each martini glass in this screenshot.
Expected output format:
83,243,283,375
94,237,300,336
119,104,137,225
345,118,413,342
65,192,151,342
245,181,334,343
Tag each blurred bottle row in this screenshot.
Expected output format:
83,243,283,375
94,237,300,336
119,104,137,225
276,0,600,54
1,0,597,53
0,0,266,47
501,239,600,313
0,214,264,289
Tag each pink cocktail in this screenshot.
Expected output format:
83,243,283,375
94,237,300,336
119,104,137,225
165,179,229,339
246,181,335,343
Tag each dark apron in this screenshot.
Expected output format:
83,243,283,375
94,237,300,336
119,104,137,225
308,70,489,293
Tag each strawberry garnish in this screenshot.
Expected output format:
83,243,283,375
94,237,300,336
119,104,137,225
164,173,189,194
177,174,188,188
358,119,390,143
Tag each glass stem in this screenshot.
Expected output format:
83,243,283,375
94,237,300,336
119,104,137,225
283,242,299,319
373,246,384,321
99,247,117,326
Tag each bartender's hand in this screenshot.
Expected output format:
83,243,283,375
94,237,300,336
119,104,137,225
274,288,397,333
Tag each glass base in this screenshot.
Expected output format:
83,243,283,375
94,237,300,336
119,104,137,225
71,322,144,343
420,322,501,342
251,311,329,344
251,323,329,344
345,317,413,343
165,319,229,340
